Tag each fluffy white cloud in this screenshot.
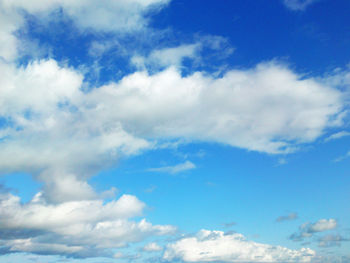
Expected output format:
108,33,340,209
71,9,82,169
0,59,346,201
132,44,201,69
163,230,316,262
290,219,338,241
0,192,175,258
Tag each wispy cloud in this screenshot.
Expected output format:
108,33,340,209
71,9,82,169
147,161,196,174
276,212,298,222
283,0,320,11
324,131,350,142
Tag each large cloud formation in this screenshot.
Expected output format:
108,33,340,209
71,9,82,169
163,230,316,262
0,0,348,261
0,59,345,202
0,191,175,258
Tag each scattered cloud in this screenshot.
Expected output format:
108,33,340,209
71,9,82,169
0,0,170,61
324,131,350,142
163,229,315,262
276,212,298,222
290,219,337,241
143,242,163,252
148,161,196,174
283,0,320,11
318,234,349,248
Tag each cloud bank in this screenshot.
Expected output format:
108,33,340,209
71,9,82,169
163,230,315,262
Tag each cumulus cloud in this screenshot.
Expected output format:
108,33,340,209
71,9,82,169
0,58,347,201
283,0,319,11
0,192,175,258
163,230,316,262
276,212,298,222
148,161,196,174
290,219,337,241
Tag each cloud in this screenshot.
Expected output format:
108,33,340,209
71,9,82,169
290,219,337,241
283,0,320,11
163,229,316,262
0,58,347,201
143,242,163,252
148,161,196,174
324,131,350,142
318,234,349,248
0,0,170,60
276,212,298,222
132,43,200,69
0,192,175,258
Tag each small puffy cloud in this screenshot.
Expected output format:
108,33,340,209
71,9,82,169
324,131,350,142
290,219,337,241
283,0,319,11
163,229,316,262
0,192,175,258
132,44,200,69
143,242,163,252
148,161,196,174
276,212,298,222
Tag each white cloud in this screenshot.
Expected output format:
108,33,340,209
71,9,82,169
148,161,196,174
143,242,163,252
290,219,337,241
0,59,346,201
163,230,316,262
324,131,350,142
283,0,319,11
0,192,175,258
0,0,170,60
132,44,200,69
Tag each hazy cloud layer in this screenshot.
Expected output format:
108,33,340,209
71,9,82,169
163,230,315,262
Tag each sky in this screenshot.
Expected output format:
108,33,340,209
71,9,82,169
0,0,349,262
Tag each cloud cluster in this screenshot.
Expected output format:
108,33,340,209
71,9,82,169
0,191,175,258
290,219,337,241
0,0,169,60
163,230,315,262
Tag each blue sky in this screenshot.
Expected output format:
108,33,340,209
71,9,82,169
0,0,349,262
